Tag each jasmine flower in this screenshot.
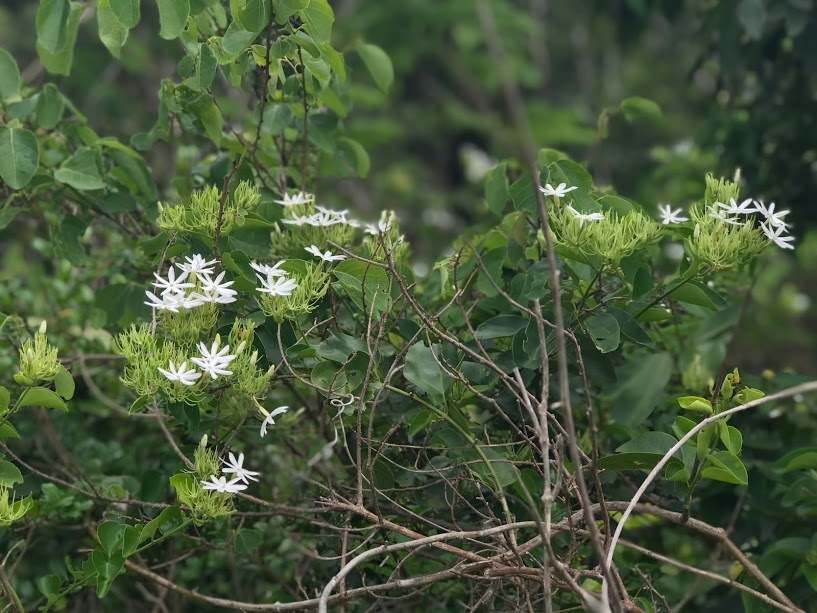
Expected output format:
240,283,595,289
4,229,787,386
259,406,289,437
157,360,201,386
221,452,260,484
250,261,287,278
760,221,795,250
201,475,247,494
256,275,298,296
152,268,194,296
755,200,790,229
274,191,314,206
190,339,236,379
539,182,578,197
565,205,605,227
177,254,217,275
305,245,346,262
657,204,689,225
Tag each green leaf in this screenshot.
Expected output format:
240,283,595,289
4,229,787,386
0,387,9,409
605,307,654,348
17,387,68,410
0,207,22,229
616,431,679,455
611,352,672,426
701,451,748,485
36,0,71,54
316,332,367,363
129,395,151,414
35,83,65,129
140,505,182,542
584,312,620,354
222,21,258,54
121,525,141,556
596,452,665,471
0,126,40,190
333,259,391,314
0,49,21,101
718,422,743,455
235,0,269,32
510,173,536,213
0,421,21,440
97,0,130,58
475,315,527,340
54,364,75,400
356,42,393,93
91,549,125,598
0,459,23,486
619,96,663,123
37,575,63,601
336,136,370,178
677,395,713,414
547,159,593,192
274,0,309,19
775,447,817,473
484,163,509,215
37,1,83,75
109,0,141,28
54,147,106,190
97,521,127,556
156,0,190,39
300,0,333,43
670,280,726,310
404,343,449,400
191,43,217,90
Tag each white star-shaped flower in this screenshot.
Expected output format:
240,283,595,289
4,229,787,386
256,275,298,296
250,261,287,278
281,214,311,226
260,406,289,437
197,271,238,304
305,245,346,262
274,191,314,206
144,290,183,312
221,452,261,484
717,198,757,215
201,475,247,493
177,254,217,275
657,204,689,225
760,221,795,250
539,182,578,197
152,268,194,296
190,340,236,379
364,220,392,235
157,360,201,386
708,206,737,223
755,200,790,229
565,205,605,227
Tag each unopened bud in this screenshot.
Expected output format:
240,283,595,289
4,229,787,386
236,340,247,354
266,365,275,378
250,350,258,365
199,433,208,448
39,321,47,334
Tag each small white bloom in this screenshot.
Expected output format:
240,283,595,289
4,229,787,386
657,204,689,225
152,268,194,296
565,205,605,227
305,245,346,262
190,340,236,379
755,200,790,229
760,221,795,250
221,452,261,484
364,220,392,235
144,290,183,312
281,213,311,226
177,254,217,275
197,271,238,304
201,475,247,494
539,182,578,197
250,261,287,278
718,198,757,215
256,275,298,296
274,191,314,206
708,206,736,223
157,361,201,386
260,406,289,437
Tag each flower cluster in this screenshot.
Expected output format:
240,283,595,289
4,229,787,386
704,198,794,250
144,255,236,312
157,337,237,384
201,452,261,494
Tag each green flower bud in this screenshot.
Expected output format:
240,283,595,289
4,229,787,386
0,487,32,527
17,328,61,386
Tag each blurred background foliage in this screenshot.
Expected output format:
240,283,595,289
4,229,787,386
2,0,815,373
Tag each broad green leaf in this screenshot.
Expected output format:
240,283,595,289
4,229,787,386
97,0,130,58
333,259,391,314
475,315,527,340
0,387,9,409
110,0,141,28
619,96,663,123
670,280,726,309
408,410,435,439
191,43,217,90
0,459,23,486
53,215,87,265
616,431,679,455
169,473,197,508
54,364,75,400
35,83,65,129
466,445,519,488
0,49,21,101
677,395,713,414
584,312,620,354
157,0,190,39
336,136,370,178
235,0,269,32
718,422,743,455
611,352,672,426
356,42,393,92
140,505,182,542
776,447,817,473
36,0,71,54
0,421,21,440
510,173,536,213
97,521,126,556
91,549,125,598
274,0,309,19
0,126,40,190
311,360,348,393
37,575,62,600
547,159,593,193
222,22,257,54
701,451,748,485
300,0,333,43
121,525,141,556
17,387,68,410
484,163,509,215
129,395,151,414
596,452,665,471
404,343,448,400
37,1,83,75
316,332,367,363
605,307,654,348
54,147,106,190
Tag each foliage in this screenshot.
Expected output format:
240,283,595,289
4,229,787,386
0,2,816,613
